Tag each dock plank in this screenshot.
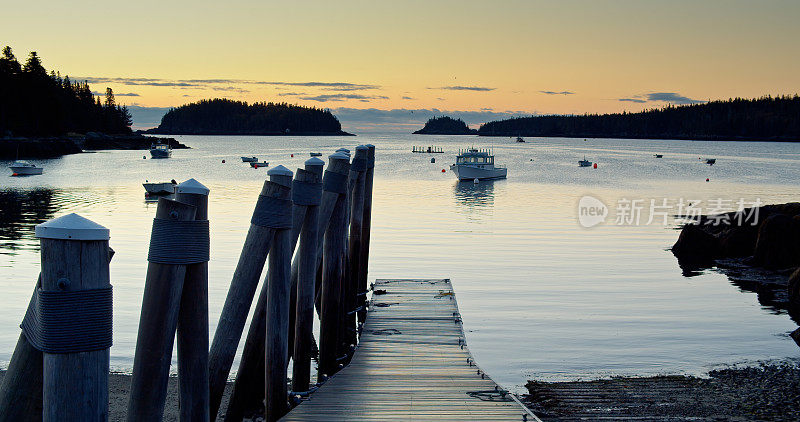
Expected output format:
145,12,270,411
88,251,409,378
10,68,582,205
282,279,540,421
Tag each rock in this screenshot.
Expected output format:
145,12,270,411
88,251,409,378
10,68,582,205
754,214,799,269
718,226,759,257
790,327,800,348
788,268,800,307
672,224,720,266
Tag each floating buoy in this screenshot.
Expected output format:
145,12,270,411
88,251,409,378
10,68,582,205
291,154,294,157
441,169,446,173
473,178,479,184
143,156,146,159
706,178,709,182
593,163,597,169
431,158,435,163
222,159,226,163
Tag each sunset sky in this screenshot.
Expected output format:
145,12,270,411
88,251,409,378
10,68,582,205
4,0,798,130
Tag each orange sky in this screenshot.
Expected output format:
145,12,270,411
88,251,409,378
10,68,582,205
3,0,798,118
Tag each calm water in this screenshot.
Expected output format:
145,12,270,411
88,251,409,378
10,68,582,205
1,134,799,392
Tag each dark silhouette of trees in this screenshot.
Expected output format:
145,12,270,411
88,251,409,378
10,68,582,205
478,96,800,141
0,46,132,137
413,116,477,134
149,98,346,135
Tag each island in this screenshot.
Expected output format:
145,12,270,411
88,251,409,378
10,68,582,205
145,98,353,136
413,116,477,135
0,46,182,158
478,95,800,141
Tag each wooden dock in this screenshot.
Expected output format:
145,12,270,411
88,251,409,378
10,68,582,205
283,279,540,421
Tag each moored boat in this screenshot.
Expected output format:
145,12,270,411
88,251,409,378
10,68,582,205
9,161,43,176
579,156,592,167
143,181,177,195
250,161,269,168
310,152,322,157
449,148,507,180
516,136,525,143
150,142,172,159
241,156,258,162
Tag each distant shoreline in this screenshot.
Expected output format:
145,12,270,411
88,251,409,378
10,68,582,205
143,130,355,136
0,134,187,160
477,134,800,142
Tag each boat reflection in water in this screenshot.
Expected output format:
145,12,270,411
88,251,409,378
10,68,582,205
0,188,61,254
453,179,496,217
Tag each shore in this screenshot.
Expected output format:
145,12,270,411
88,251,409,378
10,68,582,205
0,134,187,159
525,363,800,421
0,371,257,421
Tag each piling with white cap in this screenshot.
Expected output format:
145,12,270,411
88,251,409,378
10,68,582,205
35,214,111,421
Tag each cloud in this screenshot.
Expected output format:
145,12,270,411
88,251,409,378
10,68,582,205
300,94,389,102
76,76,380,92
617,92,704,105
91,91,140,97
401,96,415,100
276,92,304,96
429,86,495,92
539,90,574,95
646,92,703,105
210,86,250,93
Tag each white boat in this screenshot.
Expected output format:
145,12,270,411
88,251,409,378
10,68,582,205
150,142,172,158
449,148,507,181
241,156,259,162
9,161,43,175
250,161,269,168
143,181,176,195
578,156,592,167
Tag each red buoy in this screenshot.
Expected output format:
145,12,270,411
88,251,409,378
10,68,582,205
222,159,226,163
291,154,294,157
593,163,597,169
706,178,709,182
441,169,446,173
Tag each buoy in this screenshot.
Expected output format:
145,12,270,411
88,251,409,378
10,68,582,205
431,158,435,163
593,163,597,169
441,169,446,173
222,159,226,163
143,156,146,159
473,178,479,184
291,154,294,157
12,173,18,176
706,178,709,182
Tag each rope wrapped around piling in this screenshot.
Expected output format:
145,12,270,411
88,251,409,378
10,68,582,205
292,180,322,206
21,287,113,354
147,219,210,264
322,171,348,194
351,157,367,172
251,194,293,228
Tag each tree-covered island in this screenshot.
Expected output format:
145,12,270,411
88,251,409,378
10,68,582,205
413,116,477,135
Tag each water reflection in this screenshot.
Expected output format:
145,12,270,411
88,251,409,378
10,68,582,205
0,189,61,254
453,179,496,215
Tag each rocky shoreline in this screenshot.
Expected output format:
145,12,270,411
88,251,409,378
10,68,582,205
1,133,187,159
525,363,800,421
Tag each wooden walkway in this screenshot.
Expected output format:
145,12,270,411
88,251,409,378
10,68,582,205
282,279,540,421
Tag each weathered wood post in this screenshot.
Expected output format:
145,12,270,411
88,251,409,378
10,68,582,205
128,198,201,421
224,168,294,422
208,178,282,419
291,159,323,393
0,249,114,422
358,144,375,324
344,146,368,348
33,213,113,421
318,152,352,379
263,165,294,422
174,179,211,422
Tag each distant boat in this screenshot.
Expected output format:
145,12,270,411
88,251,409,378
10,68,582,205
250,161,269,168
578,156,592,167
143,181,176,195
310,152,322,157
705,158,716,165
241,156,258,162
412,146,444,154
449,148,507,180
516,136,525,143
9,161,43,176
654,154,663,158
150,142,172,159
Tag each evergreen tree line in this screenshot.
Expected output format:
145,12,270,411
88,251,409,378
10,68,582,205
478,96,800,141
0,46,132,137
414,116,476,134
151,98,344,135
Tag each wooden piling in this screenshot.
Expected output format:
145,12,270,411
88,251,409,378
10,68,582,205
175,179,211,422
127,198,197,422
344,146,368,347
35,214,111,422
291,160,323,393
358,144,375,324
263,165,294,422
223,171,293,422
207,180,282,419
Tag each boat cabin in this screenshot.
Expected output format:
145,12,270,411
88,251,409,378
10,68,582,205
456,148,495,165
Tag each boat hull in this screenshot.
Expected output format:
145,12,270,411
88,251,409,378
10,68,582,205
241,156,258,162
10,166,43,175
143,183,176,195
450,165,507,181
150,149,172,158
